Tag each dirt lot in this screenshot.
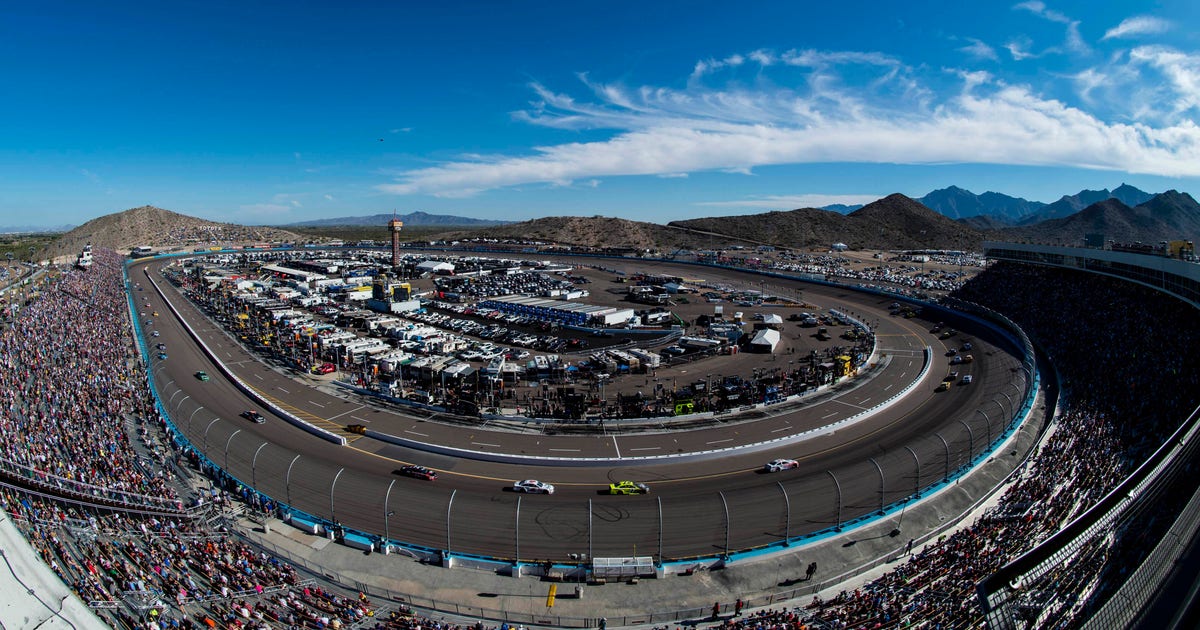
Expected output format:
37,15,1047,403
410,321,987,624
392,261,882,412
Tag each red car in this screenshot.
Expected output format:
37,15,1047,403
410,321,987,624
313,363,336,375
399,465,437,481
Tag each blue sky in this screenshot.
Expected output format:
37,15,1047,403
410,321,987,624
1,0,1198,228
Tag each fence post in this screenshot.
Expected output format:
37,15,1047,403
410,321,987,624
903,446,920,498
868,457,885,515
827,470,842,531
447,489,457,556
777,481,790,545
719,491,730,558
935,432,950,482
330,467,344,524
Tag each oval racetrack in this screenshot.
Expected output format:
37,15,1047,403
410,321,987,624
133,255,1029,562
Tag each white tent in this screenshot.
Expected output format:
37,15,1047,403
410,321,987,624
416,260,455,274
749,329,780,352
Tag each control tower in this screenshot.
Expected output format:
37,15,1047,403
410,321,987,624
388,214,404,267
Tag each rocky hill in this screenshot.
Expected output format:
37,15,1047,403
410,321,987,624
437,215,766,251
1134,190,1200,239
997,191,1200,244
668,194,983,250
45,206,303,262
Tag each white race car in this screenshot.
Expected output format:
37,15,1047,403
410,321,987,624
513,479,555,494
764,458,799,473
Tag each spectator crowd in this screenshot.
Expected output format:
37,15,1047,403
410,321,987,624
778,261,1200,629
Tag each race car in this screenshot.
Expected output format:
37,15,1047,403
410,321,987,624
399,465,438,481
764,458,799,473
240,410,266,424
608,481,650,495
512,479,555,494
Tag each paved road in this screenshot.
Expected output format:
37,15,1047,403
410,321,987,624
131,257,1029,562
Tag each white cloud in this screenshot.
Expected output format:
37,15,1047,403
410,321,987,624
698,194,883,209
1014,1,1068,24
691,53,746,79
1063,21,1089,55
959,38,998,61
1129,46,1200,114
1005,37,1039,60
271,193,304,207
1012,1,1089,56
1103,16,1170,40
378,47,1200,197
390,127,413,133
748,49,774,67
323,194,335,201
1073,68,1108,102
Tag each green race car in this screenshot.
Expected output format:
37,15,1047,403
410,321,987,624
608,481,650,495
195,371,210,381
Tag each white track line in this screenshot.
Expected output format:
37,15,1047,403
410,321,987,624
327,405,365,421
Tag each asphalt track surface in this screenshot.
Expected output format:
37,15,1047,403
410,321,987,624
132,256,1028,563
